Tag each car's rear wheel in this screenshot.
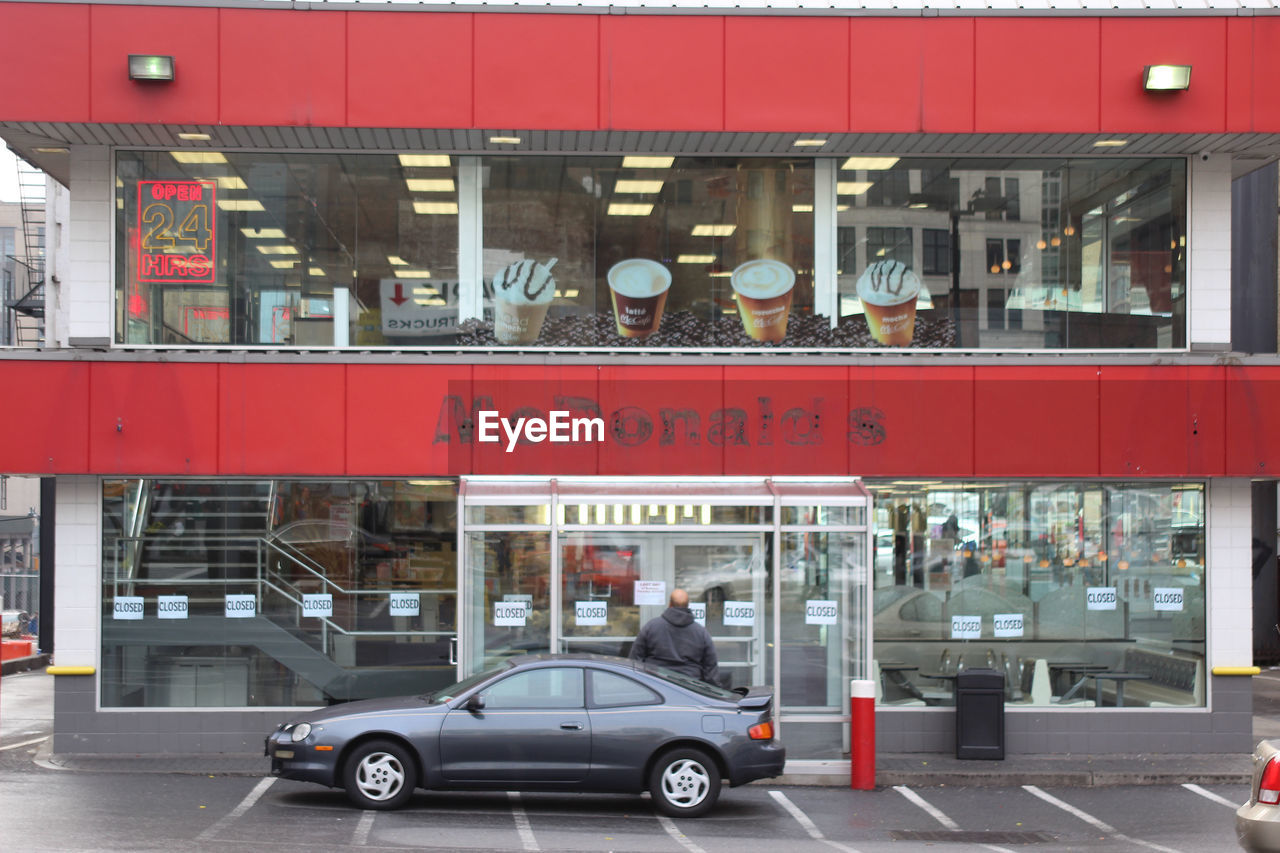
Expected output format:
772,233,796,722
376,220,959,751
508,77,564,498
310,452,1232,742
648,747,721,818
343,739,417,810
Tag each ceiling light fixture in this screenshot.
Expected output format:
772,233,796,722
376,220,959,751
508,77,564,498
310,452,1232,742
691,224,736,236
1093,139,1129,148
398,154,451,167
614,180,665,194
677,254,717,264
837,181,874,195
171,151,227,164
404,178,456,192
607,203,654,216
622,156,674,169
217,199,264,212
793,139,827,147
128,54,175,82
241,228,285,239
33,147,68,154
413,201,459,215
488,136,522,145
840,157,899,170
177,132,211,141
1143,64,1191,91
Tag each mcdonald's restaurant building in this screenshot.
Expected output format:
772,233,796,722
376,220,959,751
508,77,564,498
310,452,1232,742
2,0,1280,767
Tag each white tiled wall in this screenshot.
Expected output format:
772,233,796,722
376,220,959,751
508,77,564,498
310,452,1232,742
1189,153,1232,349
66,146,112,345
1208,478,1252,669
53,475,100,667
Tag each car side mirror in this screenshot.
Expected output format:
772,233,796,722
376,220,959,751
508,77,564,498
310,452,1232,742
465,693,485,712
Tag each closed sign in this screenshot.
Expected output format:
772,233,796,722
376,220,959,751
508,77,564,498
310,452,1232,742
724,601,755,626
689,602,706,626
1086,587,1118,611
113,596,144,620
993,613,1024,638
225,594,256,618
575,600,608,626
1153,587,1184,612
951,615,981,639
302,594,333,618
805,600,838,625
157,595,188,620
389,593,420,617
494,600,528,627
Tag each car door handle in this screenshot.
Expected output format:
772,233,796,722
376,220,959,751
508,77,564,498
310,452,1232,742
560,722,584,731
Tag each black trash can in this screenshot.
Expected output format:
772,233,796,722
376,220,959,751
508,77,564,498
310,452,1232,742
955,668,1005,760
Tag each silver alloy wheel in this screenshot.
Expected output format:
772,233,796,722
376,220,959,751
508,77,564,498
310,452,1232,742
660,757,711,808
354,750,406,802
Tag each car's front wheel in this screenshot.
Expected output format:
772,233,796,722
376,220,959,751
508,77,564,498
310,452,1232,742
343,739,418,810
648,747,721,818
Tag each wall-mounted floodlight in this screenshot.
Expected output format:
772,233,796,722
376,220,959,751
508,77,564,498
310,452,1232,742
128,55,175,82
1143,65,1191,91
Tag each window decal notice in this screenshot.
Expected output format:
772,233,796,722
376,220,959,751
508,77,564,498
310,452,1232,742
723,601,755,627
950,615,981,639
157,595,188,620
804,600,838,625
135,180,217,284
1086,587,1118,611
302,594,333,618
689,602,706,626
494,599,528,627
1152,587,1184,612
389,593,420,617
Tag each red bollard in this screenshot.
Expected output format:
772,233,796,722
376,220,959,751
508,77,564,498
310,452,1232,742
851,678,876,790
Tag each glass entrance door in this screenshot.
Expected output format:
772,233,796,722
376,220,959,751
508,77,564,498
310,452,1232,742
557,532,766,689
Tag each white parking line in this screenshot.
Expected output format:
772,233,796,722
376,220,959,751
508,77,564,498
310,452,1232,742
768,790,863,853
0,735,48,752
195,776,277,841
353,809,375,846
893,786,1015,853
508,791,539,851
1022,785,1184,853
1182,783,1242,809
657,815,708,853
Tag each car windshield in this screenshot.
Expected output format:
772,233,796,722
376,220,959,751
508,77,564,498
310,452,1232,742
643,664,740,701
423,664,509,703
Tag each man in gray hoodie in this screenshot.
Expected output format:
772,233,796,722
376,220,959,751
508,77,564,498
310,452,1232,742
629,588,722,685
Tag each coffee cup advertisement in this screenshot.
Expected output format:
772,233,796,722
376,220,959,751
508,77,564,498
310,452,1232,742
854,259,922,346
730,259,796,343
492,257,557,344
607,259,671,339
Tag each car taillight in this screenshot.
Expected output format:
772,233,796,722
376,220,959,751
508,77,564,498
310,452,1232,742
748,721,773,741
1260,756,1280,804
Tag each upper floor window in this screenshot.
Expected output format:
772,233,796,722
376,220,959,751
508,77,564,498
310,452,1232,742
114,152,1186,351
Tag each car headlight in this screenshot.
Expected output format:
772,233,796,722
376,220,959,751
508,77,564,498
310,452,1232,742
290,723,312,742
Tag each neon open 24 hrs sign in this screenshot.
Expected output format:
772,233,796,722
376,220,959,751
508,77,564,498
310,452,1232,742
135,180,217,284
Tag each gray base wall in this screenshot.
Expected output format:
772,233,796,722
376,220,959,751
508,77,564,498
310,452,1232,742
876,675,1254,755
55,674,1256,756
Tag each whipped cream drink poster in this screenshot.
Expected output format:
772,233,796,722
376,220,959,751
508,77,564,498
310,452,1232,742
856,260,923,347
492,257,557,344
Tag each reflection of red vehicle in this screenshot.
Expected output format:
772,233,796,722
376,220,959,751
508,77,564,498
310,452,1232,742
564,544,640,601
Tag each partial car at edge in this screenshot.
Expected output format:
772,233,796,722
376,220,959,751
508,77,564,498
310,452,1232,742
1238,739,1280,851
265,653,784,817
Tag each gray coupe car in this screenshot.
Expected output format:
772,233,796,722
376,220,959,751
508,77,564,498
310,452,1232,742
265,653,785,817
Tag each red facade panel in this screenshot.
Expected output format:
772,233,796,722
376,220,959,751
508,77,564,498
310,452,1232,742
218,9,347,126
848,19,922,133
597,365,724,476
1252,17,1280,131
468,365,602,476
921,18,975,133
1097,365,1228,478
472,14,600,130
347,12,473,128
0,362,89,474
975,18,1100,133
218,364,346,475
1099,17,1226,133
723,367,849,476
973,366,1099,477
346,364,470,475
88,362,219,474
1225,366,1280,477
602,16,725,132
724,17,849,132
1226,17,1254,133
0,3,89,122
90,5,219,125
852,366,975,478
